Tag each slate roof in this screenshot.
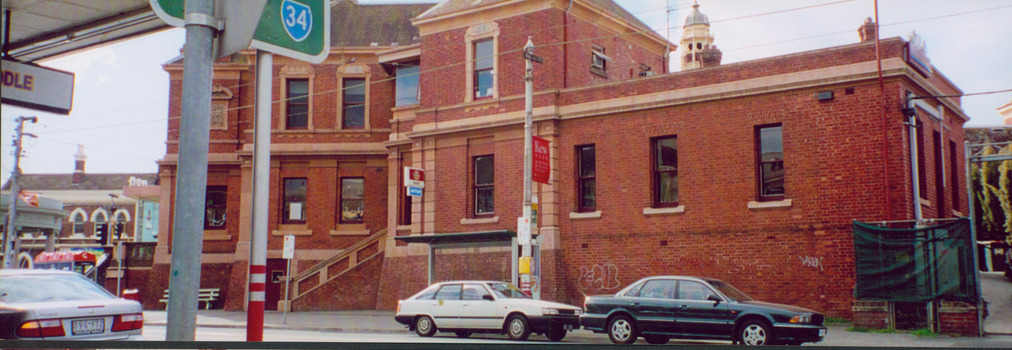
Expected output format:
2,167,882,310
416,0,663,42
2,173,159,191
330,1,435,47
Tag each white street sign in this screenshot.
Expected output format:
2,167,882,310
517,217,531,246
283,235,295,259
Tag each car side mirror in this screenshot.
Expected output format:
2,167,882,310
707,294,722,305
483,294,495,301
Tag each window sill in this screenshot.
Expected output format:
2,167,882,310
952,210,964,217
203,230,232,241
396,225,412,231
461,216,499,225
272,229,312,236
330,229,370,236
569,211,602,220
747,199,792,210
919,198,931,207
643,206,685,216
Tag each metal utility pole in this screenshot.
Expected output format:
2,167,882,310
519,38,536,293
166,0,216,341
247,49,273,341
3,116,37,269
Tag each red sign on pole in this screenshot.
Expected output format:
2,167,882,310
532,136,550,184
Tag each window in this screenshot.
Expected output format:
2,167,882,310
473,39,494,99
677,280,713,301
756,125,784,200
462,284,490,300
577,145,596,211
591,45,609,76
638,279,674,299
114,212,128,238
917,119,926,197
282,178,307,224
474,155,494,215
949,140,959,212
286,79,309,129
435,284,462,300
72,213,85,235
340,178,364,224
933,131,944,217
205,186,227,229
93,212,108,237
652,136,679,207
395,63,420,107
342,78,365,129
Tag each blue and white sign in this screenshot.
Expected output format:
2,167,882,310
408,187,423,197
281,0,312,42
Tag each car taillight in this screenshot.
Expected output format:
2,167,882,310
17,319,65,338
111,313,144,332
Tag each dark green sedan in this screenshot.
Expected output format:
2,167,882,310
580,276,826,345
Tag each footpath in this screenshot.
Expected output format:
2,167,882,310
143,309,1012,347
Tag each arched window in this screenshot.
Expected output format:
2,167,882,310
115,211,129,238
92,209,109,239
71,211,87,235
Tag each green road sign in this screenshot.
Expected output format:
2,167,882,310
150,0,184,27
250,0,330,64
151,0,328,64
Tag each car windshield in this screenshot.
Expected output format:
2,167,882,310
0,273,114,304
708,280,752,301
487,282,530,299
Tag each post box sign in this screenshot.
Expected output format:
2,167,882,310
404,167,425,188
1,59,75,115
532,136,550,184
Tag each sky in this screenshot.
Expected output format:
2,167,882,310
2,0,1011,185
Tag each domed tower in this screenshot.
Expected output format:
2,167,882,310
680,2,722,70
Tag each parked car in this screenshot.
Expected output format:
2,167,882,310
581,276,826,345
0,269,144,340
395,281,582,341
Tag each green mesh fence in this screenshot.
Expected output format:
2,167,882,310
853,218,978,302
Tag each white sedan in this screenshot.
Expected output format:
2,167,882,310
0,269,144,340
395,281,582,341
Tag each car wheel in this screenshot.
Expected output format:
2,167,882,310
607,315,638,344
739,320,772,346
454,330,472,338
506,314,531,341
547,325,567,342
644,334,670,344
414,316,436,337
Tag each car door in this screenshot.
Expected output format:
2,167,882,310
459,283,498,329
430,284,463,329
673,280,732,338
628,279,677,333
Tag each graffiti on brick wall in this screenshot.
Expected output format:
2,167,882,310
578,263,622,293
799,256,824,271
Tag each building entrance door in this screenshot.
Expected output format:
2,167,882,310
266,258,287,311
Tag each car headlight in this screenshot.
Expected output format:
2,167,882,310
543,308,560,315
573,309,582,315
790,314,812,324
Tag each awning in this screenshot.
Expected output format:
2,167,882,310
394,230,515,245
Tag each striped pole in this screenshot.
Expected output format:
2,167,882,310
247,264,266,341
247,49,272,341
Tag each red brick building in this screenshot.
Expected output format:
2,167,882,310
152,0,968,321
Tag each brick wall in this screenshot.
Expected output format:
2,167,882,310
852,300,889,329
938,300,979,336
292,255,384,311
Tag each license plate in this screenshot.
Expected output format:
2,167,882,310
72,318,105,335
819,328,827,336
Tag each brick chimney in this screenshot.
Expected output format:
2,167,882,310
73,145,86,185
859,17,877,42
